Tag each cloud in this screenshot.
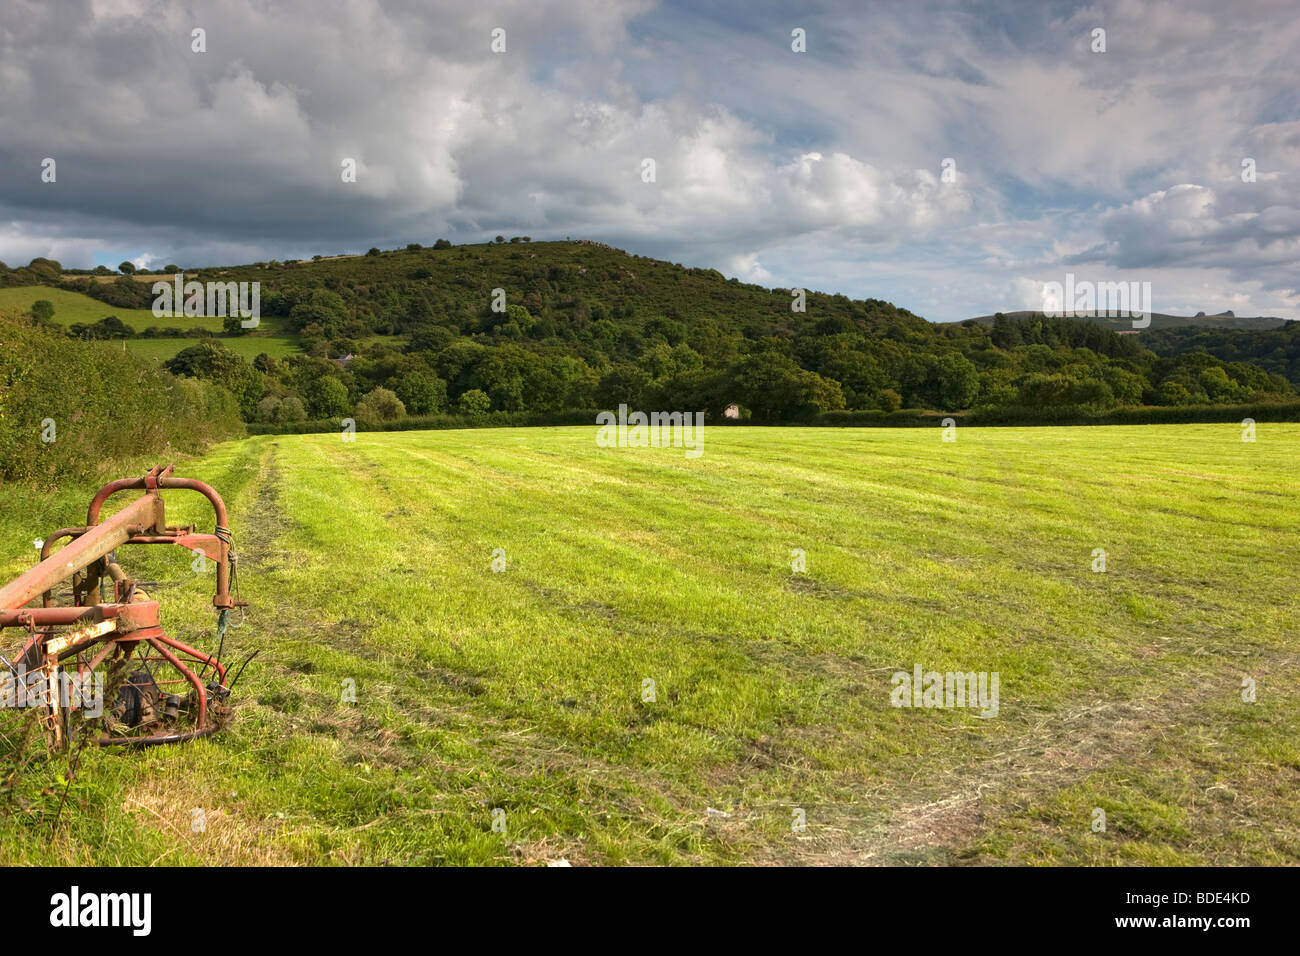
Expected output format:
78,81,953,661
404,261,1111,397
0,0,1295,322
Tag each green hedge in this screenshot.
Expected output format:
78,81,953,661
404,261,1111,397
0,314,244,482
245,401,1300,436
960,402,1300,426
807,403,1300,427
245,408,600,435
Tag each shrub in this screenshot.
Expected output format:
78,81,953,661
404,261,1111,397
277,395,308,423
355,387,406,425
457,388,491,416
303,376,351,419
164,340,264,419
0,312,242,482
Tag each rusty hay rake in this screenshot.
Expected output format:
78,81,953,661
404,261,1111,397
0,465,251,750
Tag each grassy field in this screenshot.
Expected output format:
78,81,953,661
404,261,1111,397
0,286,164,328
0,424,1297,865
0,286,301,361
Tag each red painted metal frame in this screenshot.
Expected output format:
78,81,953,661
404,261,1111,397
0,464,245,747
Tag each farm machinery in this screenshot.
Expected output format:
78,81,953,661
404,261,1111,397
0,465,250,749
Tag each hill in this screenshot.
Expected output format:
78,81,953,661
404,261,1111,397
2,240,1296,426
967,310,1293,332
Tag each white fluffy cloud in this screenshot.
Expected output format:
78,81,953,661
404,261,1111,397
0,0,1295,322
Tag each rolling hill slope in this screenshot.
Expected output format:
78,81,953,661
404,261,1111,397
967,310,1293,332
2,241,1297,422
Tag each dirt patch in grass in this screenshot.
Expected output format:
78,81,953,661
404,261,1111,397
753,654,1298,866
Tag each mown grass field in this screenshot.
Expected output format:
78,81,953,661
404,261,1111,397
0,424,1297,865
0,286,301,361
0,286,162,328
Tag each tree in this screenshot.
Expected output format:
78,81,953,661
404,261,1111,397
878,388,902,412
302,375,351,418
433,239,452,250
932,352,980,410
69,316,134,339
97,316,134,338
367,247,381,256
1104,366,1146,406
990,313,1023,349
277,395,307,422
406,326,456,354
644,316,686,345
300,325,330,358
164,340,264,419
1198,366,1247,404
30,300,54,323
457,388,491,416
730,352,845,421
475,348,529,410
1016,373,1073,407
118,261,136,274
355,387,406,426
288,289,348,337
393,372,448,415
1157,380,1195,406
595,364,650,410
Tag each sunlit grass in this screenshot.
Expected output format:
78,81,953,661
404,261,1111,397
0,424,1296,865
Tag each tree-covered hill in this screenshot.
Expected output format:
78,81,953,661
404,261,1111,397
968,309,1293,333
1139,323,1300,389
2,240,1295,427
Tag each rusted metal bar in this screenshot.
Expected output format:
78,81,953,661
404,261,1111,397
85,473,236,610
0,494,158,614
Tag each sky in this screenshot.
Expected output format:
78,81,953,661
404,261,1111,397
1,0,1297,322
